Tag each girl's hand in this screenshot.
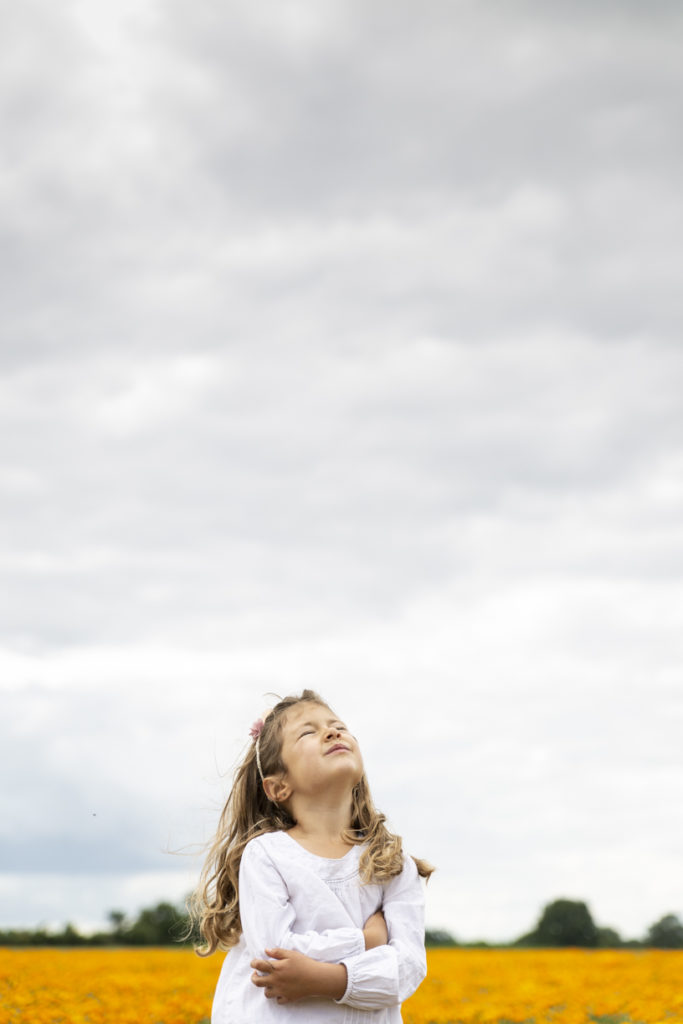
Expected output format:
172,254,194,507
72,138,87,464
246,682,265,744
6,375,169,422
250,948,347,1003
363,909,388,949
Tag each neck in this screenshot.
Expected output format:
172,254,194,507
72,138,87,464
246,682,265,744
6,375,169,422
287,789,354,855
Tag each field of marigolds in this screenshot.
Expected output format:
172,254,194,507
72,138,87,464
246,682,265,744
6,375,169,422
1,946,682,1024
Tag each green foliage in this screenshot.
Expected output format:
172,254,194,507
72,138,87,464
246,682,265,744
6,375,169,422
596,925,623,948
646,913,683,948
0,895,680,949
539,898,598,946
117,901,187,946
0,898,194,948
425,928,458,947
107,909,126,937
517,898,599,947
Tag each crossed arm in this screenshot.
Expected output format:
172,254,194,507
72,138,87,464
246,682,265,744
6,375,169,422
238,839,427,1011
249,910,389,1004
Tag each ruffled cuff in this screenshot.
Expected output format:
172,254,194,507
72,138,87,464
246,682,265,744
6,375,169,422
334,945,400,1010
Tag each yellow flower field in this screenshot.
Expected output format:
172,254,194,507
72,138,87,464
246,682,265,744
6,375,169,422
1,946,682,1024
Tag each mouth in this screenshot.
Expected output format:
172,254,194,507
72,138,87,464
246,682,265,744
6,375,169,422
325,744,350,755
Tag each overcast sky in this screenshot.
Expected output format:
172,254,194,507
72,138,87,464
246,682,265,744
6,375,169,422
1,0,682,946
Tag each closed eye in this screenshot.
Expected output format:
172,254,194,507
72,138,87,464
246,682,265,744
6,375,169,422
297,721,348,739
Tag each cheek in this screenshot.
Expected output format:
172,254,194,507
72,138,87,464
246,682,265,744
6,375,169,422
297,743,318,767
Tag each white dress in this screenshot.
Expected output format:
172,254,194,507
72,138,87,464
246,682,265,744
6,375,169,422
211,830,427,1024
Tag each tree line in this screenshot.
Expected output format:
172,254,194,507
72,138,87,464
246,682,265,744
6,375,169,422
425,899,683,949
0,897,681,949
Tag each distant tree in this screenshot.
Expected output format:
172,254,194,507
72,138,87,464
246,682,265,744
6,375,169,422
122,901,188,945
596,925,622,948
519,898,599,947
107,910,127,941
425,928,458,947
59,922,86,946
646,913,683,949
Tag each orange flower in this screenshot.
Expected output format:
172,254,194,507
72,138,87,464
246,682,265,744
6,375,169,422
1,945,682,1023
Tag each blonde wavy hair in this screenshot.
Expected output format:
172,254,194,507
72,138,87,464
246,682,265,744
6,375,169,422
188,689,434,956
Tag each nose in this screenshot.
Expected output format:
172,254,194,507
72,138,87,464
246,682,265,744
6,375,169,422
325,725,342,740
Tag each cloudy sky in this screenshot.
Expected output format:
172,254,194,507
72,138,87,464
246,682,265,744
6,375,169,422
1,0,682,947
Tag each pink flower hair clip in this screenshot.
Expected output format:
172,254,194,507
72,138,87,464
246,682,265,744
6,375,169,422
249,718,265,741
249,708,273,782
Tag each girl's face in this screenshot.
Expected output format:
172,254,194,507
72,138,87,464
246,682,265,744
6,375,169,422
278,702,364,798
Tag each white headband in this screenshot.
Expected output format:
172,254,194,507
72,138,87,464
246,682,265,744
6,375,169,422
255,734,264,782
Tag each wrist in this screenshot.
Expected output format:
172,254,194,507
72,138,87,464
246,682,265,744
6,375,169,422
312,961,347,1001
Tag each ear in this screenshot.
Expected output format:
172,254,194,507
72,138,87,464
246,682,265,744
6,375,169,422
262,774,292,804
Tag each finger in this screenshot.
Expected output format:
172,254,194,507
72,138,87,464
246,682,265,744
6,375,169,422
250,959,273,973
264,947,286,959
251,971,269,988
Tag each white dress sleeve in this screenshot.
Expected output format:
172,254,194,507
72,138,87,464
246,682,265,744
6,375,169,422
238,837,366,963
335,854,427,1010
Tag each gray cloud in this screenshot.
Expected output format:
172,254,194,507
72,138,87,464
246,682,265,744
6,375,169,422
1,0,682,939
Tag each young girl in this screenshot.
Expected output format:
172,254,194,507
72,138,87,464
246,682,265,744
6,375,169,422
190,689,433,1023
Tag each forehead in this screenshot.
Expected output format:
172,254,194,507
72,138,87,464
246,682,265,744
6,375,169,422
284,702,337,730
